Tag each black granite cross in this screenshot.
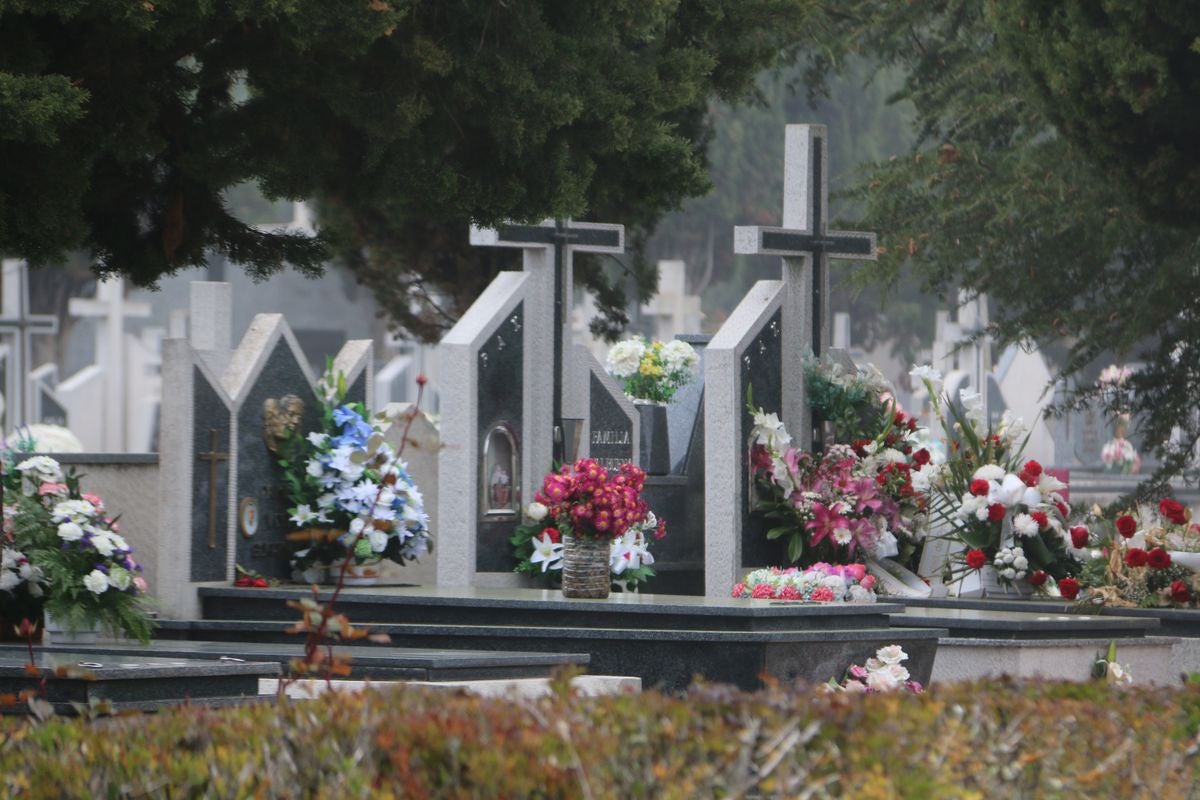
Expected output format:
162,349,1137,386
0,259,60,428
734,125,877,357
470,218,624,464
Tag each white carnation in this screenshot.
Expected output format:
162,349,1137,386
606,339,646,378
83,569,109,594
660,339,698,374
1013,513,1039,537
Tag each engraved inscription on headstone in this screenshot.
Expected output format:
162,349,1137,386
588,372,635,470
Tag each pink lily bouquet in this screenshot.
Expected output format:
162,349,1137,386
748,407,927,567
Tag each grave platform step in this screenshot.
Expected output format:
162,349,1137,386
0,647,278,715
20,638,588,682
904,596,1200,637
172,617,945,693
891,605,1161,640
930,636,1182,686
198,585,904,633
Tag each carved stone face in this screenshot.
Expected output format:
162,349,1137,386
262,394,304,453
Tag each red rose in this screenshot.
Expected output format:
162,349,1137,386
1159,498,1189,525
1055,500,1070,518
1023,460,1043,478
913,448,931,466
1170,580,1192,604
1070,526,1089,549
542,527,561,544
1147,547,1172,569
1028,570,1048,587
965,549,988,570
1124,547,1148,568
987,503,1007,522
1058,577,1080,600
1030,511,1049,529
969,479,990,497
1115,515,1137,538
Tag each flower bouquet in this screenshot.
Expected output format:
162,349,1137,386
910,366,1082,593
605,336,698,404
278,368,431,579
1077,499,1200,608
511,459,662,598
747,403,929,570
731,563,877,603
1,454,154,641
511,500,665,592
824,645,923,694
803,355,896,444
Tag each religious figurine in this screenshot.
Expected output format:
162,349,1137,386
262,394,304,453
489,463,511,509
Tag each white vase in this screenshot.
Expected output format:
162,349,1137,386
1170,551,1200,572
45,614,99,645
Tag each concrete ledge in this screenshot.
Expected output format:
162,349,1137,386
264,675,642,699
931,635,1182,687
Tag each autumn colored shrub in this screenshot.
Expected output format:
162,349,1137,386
0,675,1197,798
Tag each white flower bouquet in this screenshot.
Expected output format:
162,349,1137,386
605,336,698,404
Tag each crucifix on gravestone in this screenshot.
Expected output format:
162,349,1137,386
0,259,60,431
470,218,624,464
733,125,877,448
197,428,229,549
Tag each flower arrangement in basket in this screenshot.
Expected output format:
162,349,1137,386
747,395,929,571
605,336,698,404
731,563,877,603
511,459,663,598
277,368,431,579
910,366,1082,593
1077,499,1200,608
1,453,154,642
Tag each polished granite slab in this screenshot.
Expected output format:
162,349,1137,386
0,648,278,714
198,585,904,632
892,606,1160,640
17,639,588,681
903,596,1200,636
169,618,945,692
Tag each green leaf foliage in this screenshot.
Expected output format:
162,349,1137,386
1,679,1200,796
799,1,1200,488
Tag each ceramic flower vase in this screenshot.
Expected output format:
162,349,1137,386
331,559,383,587
635,401,671,476
45,614,99,644
561,534,611,599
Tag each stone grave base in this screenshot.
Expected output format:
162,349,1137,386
0,648,279,715
930,636,1181,686
24,639,589,682
189,586,946,692
267,674,641,699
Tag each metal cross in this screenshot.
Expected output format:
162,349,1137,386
197,428,230,549
470,218,624,464
734,125,877,357
0,259,60,430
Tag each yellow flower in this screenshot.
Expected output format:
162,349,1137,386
639,360,663,378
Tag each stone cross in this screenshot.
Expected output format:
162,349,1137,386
68,277,151,450
470,218,624,464
0,259,60,430
734,125,877,359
